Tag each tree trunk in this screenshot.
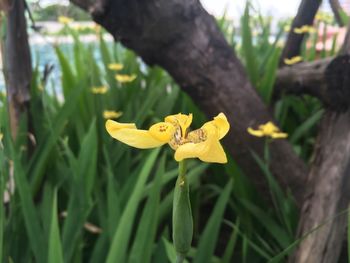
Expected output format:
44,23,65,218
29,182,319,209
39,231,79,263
289,111,350,263
70,0,308,205
289,23,350,263
2,0,32,139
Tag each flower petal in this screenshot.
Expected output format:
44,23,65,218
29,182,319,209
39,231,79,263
149,122,175,143
174,138,227,163
105,120,164,149
202,113,230,140
247,127,264,137
165,113,192,137
271,132,288,139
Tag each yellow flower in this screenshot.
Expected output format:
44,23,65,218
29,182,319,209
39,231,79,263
247,121,288,139
94,24,101,33
293,25,315,34
115,74,137,83
0,133,3,142
315,13,333,24
58,16,73,25
91,86,108,94
103,110,123,119
106,113,230,163
108,63,124,71
283,25,291,32
284,56,303,65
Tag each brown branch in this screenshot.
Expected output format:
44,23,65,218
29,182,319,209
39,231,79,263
340,20,350,54
329,0,345,27
70,0,308,205
275,55,350,111
280,0,322,65
289,17,350,263
2,0,32,139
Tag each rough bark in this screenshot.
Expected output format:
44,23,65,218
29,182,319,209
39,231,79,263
340,20,350,55
70,0,308,205
290,22,350,263
275,55,350,111
2,0,32,139
289,112,350,263
280,0,322,65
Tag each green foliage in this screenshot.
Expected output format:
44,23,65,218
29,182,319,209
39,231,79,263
31,3,90,21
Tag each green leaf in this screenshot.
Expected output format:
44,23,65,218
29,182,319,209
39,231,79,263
241,2,259,86
193,180,233,263
28,83,84,195
48,189,64,263
9,143,45,263
106,148,160,263
290,109,323,143
128,154,165,263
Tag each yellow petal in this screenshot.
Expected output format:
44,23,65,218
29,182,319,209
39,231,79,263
271,132,288,139
284,56,302,65
174,137,227,163
91,86,108,94
165,113,193,138
202,113,230,140
115,74,137,83
58,16,73,24
103,110,123,119
108,63,124,71
105,120,164,149
260,121,279,135
247,127,264,137
148,122,175,143
105,119,136,131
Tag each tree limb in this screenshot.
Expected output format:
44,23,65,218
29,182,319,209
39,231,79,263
70,0,308,205
329,0,345,27
280,0,322,65
289,19,350,263
275,55,350,111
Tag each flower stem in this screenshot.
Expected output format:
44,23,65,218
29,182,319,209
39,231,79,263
173,160,193,261
176,254,185,263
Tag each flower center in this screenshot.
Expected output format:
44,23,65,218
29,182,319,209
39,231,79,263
168,126,207,150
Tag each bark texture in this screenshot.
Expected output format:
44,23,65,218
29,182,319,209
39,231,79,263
280,0,322,65
289,112,350,263
275,55,350,111
289,22,350,263
70,0,308,204
2,0,32,139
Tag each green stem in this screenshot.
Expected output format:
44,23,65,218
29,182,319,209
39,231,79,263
263,139,269,165
173,160,193,261
176,254,185,263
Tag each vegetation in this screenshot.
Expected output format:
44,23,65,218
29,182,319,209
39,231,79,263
0,4,345,263
30,3,90,21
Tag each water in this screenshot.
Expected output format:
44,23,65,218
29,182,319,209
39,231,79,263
0,34,112,94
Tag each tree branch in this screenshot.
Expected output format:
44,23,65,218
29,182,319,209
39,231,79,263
329,0,345,27
275,55,350,111
70,0,308,205
289,17,350,263
280,0,322,65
